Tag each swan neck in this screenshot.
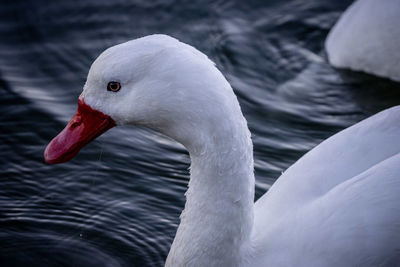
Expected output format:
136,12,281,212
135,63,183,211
166,115,255,266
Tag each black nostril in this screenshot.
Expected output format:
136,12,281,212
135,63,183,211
71,122,79,128
70,117,82,129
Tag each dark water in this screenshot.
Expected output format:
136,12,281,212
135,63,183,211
1,0,399,266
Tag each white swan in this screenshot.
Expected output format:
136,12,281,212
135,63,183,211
44,35,400,267
326,0,400,82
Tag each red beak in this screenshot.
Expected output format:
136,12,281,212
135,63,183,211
44,98,116,164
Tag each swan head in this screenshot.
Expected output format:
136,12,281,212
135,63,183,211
45,34,242,164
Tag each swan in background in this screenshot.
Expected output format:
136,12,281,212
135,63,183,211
45,35,400,266
326,0,400,82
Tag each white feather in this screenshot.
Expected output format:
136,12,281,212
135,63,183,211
326,0,400,81
82,35,400,266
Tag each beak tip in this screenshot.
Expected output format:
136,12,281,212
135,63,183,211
44,143,56,164
44,138,67,164
43,135,83,165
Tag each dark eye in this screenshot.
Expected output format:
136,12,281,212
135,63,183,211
107,81,121,92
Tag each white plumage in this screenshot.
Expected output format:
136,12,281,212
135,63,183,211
326,0,400,82
67,35,400,266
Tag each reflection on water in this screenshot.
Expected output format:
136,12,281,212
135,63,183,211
0,0,399,266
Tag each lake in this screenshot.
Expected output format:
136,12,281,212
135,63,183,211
1,0,399,266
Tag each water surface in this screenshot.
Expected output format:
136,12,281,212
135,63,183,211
1,0,400,266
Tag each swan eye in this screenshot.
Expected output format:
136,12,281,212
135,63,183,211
107,81,121,92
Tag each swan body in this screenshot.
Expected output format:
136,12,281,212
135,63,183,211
326,0,400,82
45,35,400,266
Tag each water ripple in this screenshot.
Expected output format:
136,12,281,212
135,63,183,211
1,0,399,266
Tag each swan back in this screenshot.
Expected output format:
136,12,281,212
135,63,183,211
326,0,400,81
252,106,400,266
